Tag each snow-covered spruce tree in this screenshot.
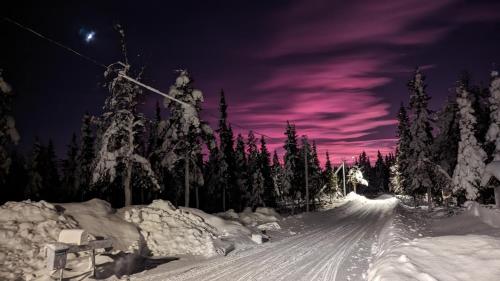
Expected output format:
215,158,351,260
374,151,387,192
247,131,265,208
433,97,460,176
234,133,248,210
204,146,222,211
309,141,322,206
44,140,61,201
486,70,500,160
76,112,95,200
93,62,159,206
390,104,411,194
323,151,339,196
215,90,235,210
452,81,487,200
0,70,20,183
357,151,372,191
260,136,276,207
157,70,215,207
146,101,165,196
347,165,368,193
407,68,434,205
271,150,284,203
25,138,43,200
283,121,300,208
61,133,79,201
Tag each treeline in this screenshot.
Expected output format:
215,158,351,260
0,63,394,212
391,68,500,207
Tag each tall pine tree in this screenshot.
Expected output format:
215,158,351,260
61,134,79,201
234,133,248,210
216,90,235,210
283,121,300,205
0,70,19,184
93,60,159,206
260,136,275,207
407,68,434,205
391,103,411,194
25,138,43,200
271,150,284,203
486,70,500,160
76,112,95,200
452,80,487,200
247,131,265,208
157,70,215,207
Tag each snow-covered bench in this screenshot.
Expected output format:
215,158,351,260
46,229,112,280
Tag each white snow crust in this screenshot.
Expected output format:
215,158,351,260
0,201,78,280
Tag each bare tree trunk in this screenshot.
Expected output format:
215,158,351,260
222,186,226,211
495,186,500,209
185,154,190,207
195,185,199,209
124,163,133,206
427,186,432,211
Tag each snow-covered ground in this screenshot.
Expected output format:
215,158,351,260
368,201,500,281
122,193,399,281
2,194,500,281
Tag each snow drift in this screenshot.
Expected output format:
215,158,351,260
58,199,144,253
368,200,500,281
124,200,252,257
464,201,500,228
0,198,256,280
368,235,500,281
216,207,282,227
0,200,79,281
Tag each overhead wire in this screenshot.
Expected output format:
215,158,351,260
3,17,284,142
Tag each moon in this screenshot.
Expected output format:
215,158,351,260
85,31,95,43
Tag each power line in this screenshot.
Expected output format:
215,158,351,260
3,17,107,69
3,17,284,142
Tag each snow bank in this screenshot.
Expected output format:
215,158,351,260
180,207,251,238
464,201,500,228
369,200,500,281
216,207,282,227
58,199,144,253
124,200,230,257
0,200,79,281
368,235,500,281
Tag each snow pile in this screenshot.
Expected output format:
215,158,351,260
181,207,251,238
369,200,500,281
368,235,500,281
58,199,144,253
124,200,225,257
0,200,79,281
217,207,282,227
464,201,500,228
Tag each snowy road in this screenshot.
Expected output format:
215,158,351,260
130,195,398,281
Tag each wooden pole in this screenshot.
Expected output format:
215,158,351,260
303,138,309,212
342,161,346,196
185,153,190,207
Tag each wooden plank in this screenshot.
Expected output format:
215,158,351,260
66,239,112,253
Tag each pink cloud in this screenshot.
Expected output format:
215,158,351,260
200,0,500,168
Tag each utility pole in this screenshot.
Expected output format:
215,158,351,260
303,136,309,212
342,160,346,196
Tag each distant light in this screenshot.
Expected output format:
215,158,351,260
85,31,95,43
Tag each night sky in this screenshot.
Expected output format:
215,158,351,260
2,0,500,165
